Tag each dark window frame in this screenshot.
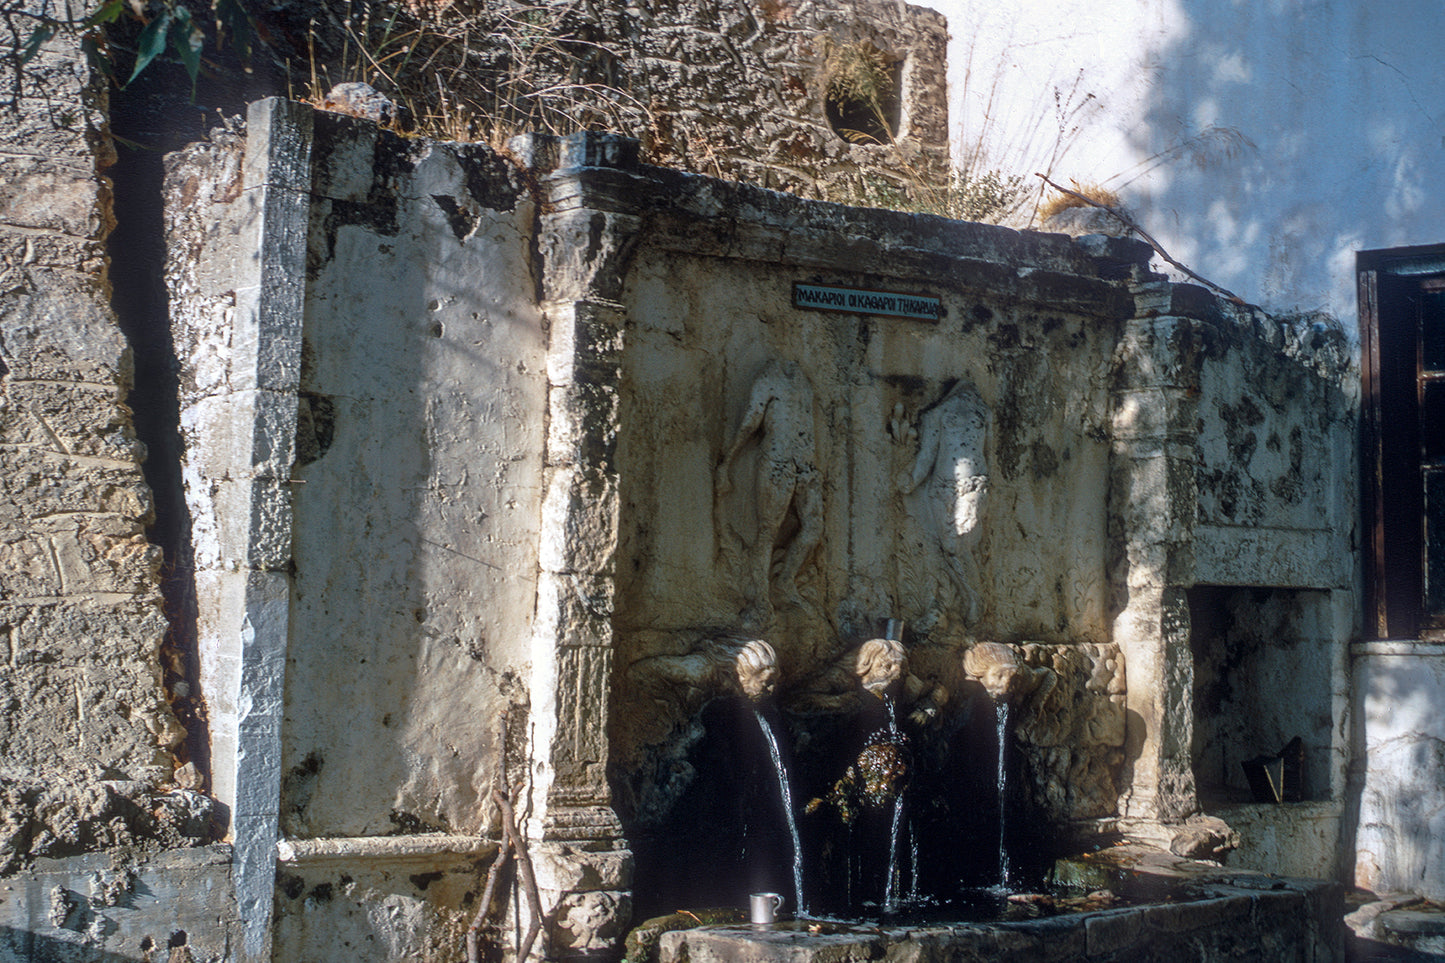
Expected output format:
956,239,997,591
1359,243,1445,639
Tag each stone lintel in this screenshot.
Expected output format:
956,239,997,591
1193,524,1351,589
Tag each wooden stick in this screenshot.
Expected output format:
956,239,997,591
466,840,513,963
1035,173,1247,305
493,789,545,962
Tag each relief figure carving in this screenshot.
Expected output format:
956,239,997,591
896,380,990,627
715,360,824,615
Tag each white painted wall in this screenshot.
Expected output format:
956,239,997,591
1354,644,1445,900
924,0,1445,329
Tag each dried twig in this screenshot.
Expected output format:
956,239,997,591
494,788,545,962
465,839,513,963
1035,172,1246,305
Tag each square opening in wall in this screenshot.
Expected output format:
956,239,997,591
1188,585,1333,805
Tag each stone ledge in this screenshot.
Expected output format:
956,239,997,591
1352,641,1445,657
653,849,1342,963
275,834,498,866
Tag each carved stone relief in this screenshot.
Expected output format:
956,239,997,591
551,890,631,954
894,380,990,633
714,360,825,622
962,640,1127,821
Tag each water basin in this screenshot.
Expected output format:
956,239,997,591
636,846,1344,963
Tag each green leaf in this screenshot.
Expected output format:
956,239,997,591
83,0,126,29
214,0,254,63
18,24,55,65
81,33,117,84
169,6,203,85
127,9,172,85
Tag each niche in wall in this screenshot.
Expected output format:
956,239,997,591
822,42,902,145
1189,585,1333,804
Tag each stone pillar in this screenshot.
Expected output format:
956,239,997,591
170,98,311,962
523,133,642,958
1109,282,1205,825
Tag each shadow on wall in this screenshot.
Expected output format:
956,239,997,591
280,111,541,840
1129,0,1445,323
1352,653,1445,901
0,926,150,962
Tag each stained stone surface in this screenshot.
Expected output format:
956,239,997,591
4,74,1360,960
0,0,193,883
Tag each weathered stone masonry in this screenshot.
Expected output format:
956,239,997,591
0,12,232,961
0,13,178,847
0,77,1356,960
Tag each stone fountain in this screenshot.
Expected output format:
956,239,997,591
161,112,1352,959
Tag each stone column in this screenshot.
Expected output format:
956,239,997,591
522,133,643,958
1109,282,1205,826
170,98,311,962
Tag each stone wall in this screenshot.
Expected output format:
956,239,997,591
154,101,1360,954
162,101,551,961
0,9,227,959
274,0,949,206
2,70,1363,954
1107,285,1356,873
604,0,951,201
0,0,204,882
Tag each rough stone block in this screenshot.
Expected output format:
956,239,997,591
0,165,104,238
539,466,618,575
557,132,641,172
229,280,305,394
0,380,143,462
531,843,633,892
1109,387,1195,442
310,114,381,203
539,209,642,302
534,572,614,649
0,845,237,961
545,300,627,387
549,645,613,774
547,381,620,468
1114,316,1206,390
0,276,129,383
245,98,315,196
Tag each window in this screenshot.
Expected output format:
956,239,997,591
1359,245,1445,639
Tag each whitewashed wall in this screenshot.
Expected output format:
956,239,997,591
927,0,1445,327
1353,644,1445,900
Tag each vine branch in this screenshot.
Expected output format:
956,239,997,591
1035,172,1246,305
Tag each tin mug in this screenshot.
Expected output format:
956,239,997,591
749,892,784,925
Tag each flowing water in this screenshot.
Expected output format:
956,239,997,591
994,699,1011,891
880,695,909,913
755,707,807,914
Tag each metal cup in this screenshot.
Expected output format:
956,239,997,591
749,892,784,925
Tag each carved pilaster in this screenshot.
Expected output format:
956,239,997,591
524,133,645,958
1109,285,1208,825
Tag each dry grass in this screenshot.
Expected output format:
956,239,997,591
1038,181,1121,221
296,0,651,147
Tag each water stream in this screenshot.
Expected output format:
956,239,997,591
883,794,904,912
754,707,807,915
881,695,907,913
994,699,1011,891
